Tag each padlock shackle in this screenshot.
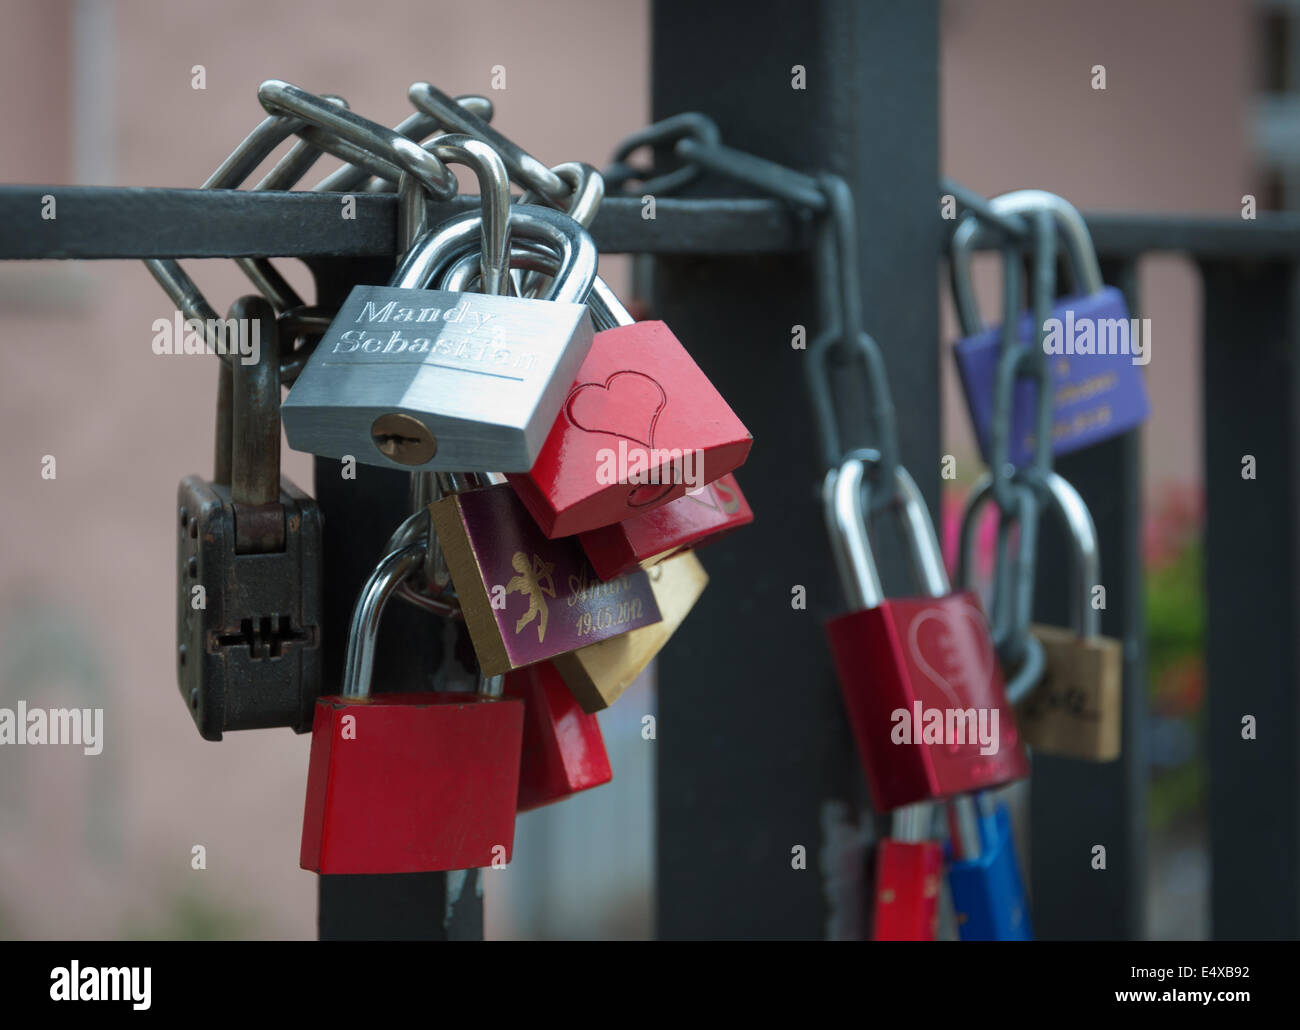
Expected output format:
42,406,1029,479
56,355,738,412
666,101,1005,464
441,240,633,330
824,454,949,612
446,206,596,304
342,539,427,699
824,456,882,610
949,189,1104,338
958,470,1100,638
891,803,933,843
228,294,281,508
394,206,596,306
417,133,513,296
513,162,606,298
1041,472,1101,638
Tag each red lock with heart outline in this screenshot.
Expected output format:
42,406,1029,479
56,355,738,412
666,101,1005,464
578,472,754,580
508,320,752,538
823,455,1028,811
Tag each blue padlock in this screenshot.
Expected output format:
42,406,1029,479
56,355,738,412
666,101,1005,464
949,190,1150,468
945,794,1034,941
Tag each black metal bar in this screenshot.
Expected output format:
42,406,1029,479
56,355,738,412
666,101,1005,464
1027,259,1148,940
651,0,939,939
1200,258,1300,939
9,183,1300,262
318,869,482,941
0,186,803,259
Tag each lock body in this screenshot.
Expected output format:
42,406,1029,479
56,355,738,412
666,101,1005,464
300,692,524,874
872,839,943,941
953,288,1149,467
947,802,1034,941
176,474,322,740
578,472,753,580
281,284,594,472
429,483,662,676
507,321,752,538
1018,623,1123,760
506,662,612,810
825,590,1029,810
553,550,708,712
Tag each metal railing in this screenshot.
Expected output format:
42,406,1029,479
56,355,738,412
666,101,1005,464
0,179,1292,942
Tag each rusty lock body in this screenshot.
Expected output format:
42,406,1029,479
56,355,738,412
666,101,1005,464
822,453,1029,811
300,534,523,875
176,295,322,740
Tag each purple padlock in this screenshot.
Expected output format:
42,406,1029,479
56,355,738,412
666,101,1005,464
949,190,1150,467
428,482,663,676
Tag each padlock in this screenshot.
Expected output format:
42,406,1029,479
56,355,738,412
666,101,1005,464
430,260,755,572
176,295,322,740
552,549,708,713
428,481,663,677
871,805,942,941
950,190,1150,467
300,536,524,875
504,661,612,810
578,471,754,581
281,204,597,473
945,794,1033,941
505,277,752,538
822,453,1029,811
964,471,1123,760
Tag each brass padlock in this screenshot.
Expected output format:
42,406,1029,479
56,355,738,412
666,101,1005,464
1017,474,1122,761
552,550,708,713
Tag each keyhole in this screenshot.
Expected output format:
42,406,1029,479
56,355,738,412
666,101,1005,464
370,413,437,465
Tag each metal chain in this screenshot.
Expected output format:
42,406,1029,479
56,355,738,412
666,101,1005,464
947,185,1063,701
606,118,899,502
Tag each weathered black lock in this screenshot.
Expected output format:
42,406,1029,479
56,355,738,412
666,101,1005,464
176,295,323,740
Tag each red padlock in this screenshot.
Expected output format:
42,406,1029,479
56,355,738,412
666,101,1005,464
578,471,754,580
823,454,1029,811
300,539,524,875
504,661,612,810
872,807,942,941
507,286,752,538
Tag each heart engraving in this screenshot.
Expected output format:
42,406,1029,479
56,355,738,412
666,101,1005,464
626,481,676,508
565,371,666,447
906,600,998,753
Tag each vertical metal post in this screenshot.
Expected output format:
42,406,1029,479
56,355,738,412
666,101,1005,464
1201,259,1300,939
1028,258,1148,939
307,257,483,941
650,0,940,938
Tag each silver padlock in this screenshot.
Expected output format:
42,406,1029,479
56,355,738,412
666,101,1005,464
282,205,597,472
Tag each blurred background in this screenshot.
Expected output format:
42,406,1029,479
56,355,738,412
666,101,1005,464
0,0,1270,938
